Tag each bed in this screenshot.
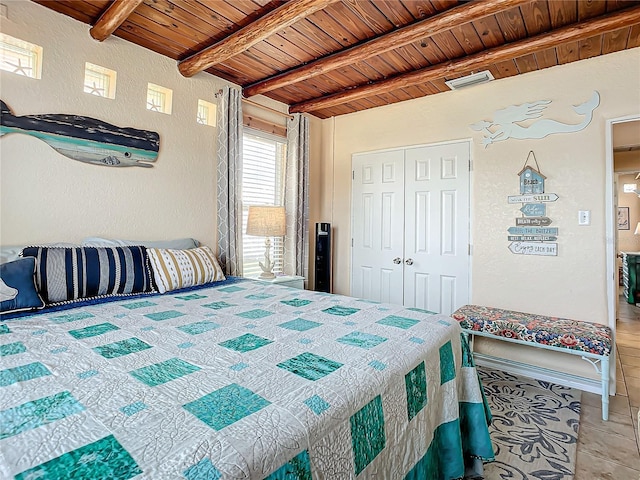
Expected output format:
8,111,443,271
1,249,493,479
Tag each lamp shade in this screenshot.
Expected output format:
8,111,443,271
635,222,640,235
246,205,286,237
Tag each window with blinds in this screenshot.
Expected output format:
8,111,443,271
242,130,286,278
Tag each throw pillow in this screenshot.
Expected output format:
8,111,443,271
20,246,155,305
147,245,225,293
0,257,45,314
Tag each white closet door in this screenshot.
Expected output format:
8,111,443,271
351,150,405,304
404,143,470,314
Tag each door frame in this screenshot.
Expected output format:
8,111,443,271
605,114,640,394
349,138,473,305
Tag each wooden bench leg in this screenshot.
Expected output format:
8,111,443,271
601,356,610,421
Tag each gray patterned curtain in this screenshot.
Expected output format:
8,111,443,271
284,114,309,279
216,86,243,276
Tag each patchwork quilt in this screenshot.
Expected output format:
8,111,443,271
0,278,493,479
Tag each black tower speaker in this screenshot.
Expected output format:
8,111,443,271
314,223,331,293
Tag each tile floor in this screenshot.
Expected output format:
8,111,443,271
573,298,640,479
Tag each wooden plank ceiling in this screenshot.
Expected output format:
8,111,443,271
36,0,640,119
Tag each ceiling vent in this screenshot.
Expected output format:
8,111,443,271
445,70,494,90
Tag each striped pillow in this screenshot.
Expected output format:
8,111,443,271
20,246,155,305
147,246,225,293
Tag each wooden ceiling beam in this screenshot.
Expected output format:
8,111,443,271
289,5,640,114
243,0,531,98
178,0,339,78
90,0,144,42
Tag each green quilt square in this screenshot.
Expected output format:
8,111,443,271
407,307,437,315
202,301,235,310
93,337,152,359
175,294,207,301
218,286,245,293
15,434,141,480
0,362,51,387
121,300,157,310
350,395,385,475
278,318,322,331
245,293,275,300
219,333,273,352
145,310,186,321
1,391,84,440
0,341,26,357
130,358,201,387
50,312,94,323
323,306,359,316
68,323,120,339
405,362,428,420
439,341,456,384
337,331,387,349
184,458,222,480
0,325,10,334
277,352,343,381
236,309,273,320
281,298,312,307
377,315,419,330
264,450,312,480
183,383,270,431
177,321,220,335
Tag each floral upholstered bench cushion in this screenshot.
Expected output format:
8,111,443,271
452,304,612,356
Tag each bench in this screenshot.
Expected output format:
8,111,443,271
452,304,613,421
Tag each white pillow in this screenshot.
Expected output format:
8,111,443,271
147,246,225,293
82,237,199,250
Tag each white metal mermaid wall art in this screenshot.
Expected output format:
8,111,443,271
470,91,600,148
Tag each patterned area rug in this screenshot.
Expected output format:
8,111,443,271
479,367,581,480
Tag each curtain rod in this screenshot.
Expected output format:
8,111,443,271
242,98,294,120
215,88,294,120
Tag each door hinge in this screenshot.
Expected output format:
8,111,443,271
468,159,473,171
352,238,354,247
468,244,472,255
352,170,355,180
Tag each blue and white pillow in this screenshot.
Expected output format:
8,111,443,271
0,257,45,315
20,246,156,306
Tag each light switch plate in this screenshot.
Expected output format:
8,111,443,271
578,210,590,225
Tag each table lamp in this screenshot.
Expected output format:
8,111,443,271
246,205,286,279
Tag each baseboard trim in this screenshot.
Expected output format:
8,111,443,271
473,353,602,395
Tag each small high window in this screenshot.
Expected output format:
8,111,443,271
197,99,217,126
83,62,117,99
0,33,42,79
146,83,172,114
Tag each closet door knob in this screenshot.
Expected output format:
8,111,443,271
405,258,414,266
393,257,402,264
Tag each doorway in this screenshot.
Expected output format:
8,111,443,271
606,116,640,393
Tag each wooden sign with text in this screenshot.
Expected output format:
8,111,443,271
508,242,558,256
515,217,552,226
508,193,558,204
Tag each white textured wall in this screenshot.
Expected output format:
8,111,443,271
0,2,230,247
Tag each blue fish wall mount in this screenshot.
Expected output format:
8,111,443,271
0,100,160,167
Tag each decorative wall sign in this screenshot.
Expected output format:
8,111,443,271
618,207,630,230
508,227,559,236
508,193,558,204
508,242,558,256
508,235,557,242
520,204,546,217
515,217,552,226
0,100,160,167
508,152,559,256
470,91,600,147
